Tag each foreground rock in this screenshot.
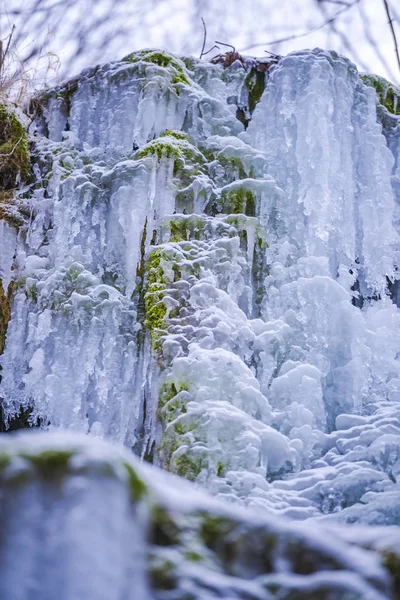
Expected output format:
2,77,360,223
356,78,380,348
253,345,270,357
0,432,398,599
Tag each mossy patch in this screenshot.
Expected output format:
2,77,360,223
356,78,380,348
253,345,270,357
199,514,236,551
0,104,30,189
221,186,256,216
139,138,181,162
150,504,181,546
144,248,168,352
245,69,266,114
123,49,191,89
0,279,14,355
123,461,148,501
174,451,206,481
161,129,189,141
148,555,177,590
139,135,206,183
382,550,400,596
21,449,75,477
361,74,400,115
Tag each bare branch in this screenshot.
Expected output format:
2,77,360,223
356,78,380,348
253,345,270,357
382,0,400,75
202,45,220,57
241,2,357,52
199,17,206,59
215,41,235,52
357,0,397,81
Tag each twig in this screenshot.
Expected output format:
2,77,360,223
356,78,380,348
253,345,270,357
382,0,400,75
264,50,281,59
199,17,207,59
202,45,220,57
0,136,23,158
3,25,16,63
215,41,236,52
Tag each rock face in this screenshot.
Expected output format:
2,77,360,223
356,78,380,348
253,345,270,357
1,47,400,596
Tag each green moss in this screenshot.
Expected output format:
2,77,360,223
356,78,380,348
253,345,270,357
382,550,400,596
123,49,191,88
159,382,179,409
0,279,14,355
161,130,189,141
21,449,75,477
174,452,204,481
144,248,168,352
139,139,181,162
0,452,11,470
221,186,256,216
158,384,189,424
0,104,30,190
361,74,400,115
217,462,225,477
123,461,148,501
184,551,203,562
150,504,181,546
149,555,177,590
245,69,266,114
199,515,235,551
55,80,78,114
24,281,38,303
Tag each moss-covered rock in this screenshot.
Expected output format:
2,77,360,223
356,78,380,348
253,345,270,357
361,74,400,115
123,49,192,90
245,68,266,115
0,104,30,189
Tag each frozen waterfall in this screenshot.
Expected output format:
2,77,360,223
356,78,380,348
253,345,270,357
1,45,400,550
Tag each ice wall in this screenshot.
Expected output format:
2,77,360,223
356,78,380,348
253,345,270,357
1,48,400,528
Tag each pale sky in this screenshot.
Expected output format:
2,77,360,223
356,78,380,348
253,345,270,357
1,0,399,86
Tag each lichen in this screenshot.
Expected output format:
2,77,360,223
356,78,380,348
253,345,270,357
361,74,400,115
0,104,30,189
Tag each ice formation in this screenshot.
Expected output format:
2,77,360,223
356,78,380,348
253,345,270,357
1,46,400,593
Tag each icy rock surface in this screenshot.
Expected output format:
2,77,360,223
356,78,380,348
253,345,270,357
1,47,400,530
0,431,397,600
